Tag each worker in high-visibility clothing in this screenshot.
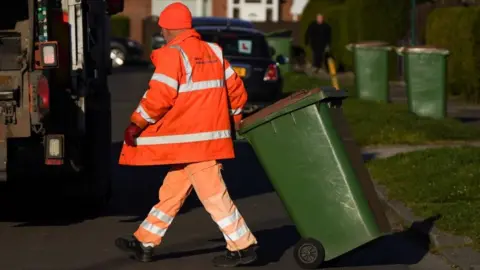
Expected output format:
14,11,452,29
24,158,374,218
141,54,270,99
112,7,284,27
115,2,258,267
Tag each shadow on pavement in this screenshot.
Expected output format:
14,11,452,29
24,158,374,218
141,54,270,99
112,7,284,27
150,225,298,264
456,116,480,125
98,217,436,268
65,225,297,270
324,216,438,268
362,152,378,162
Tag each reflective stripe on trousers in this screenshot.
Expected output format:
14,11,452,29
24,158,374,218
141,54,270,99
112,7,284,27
133,161,258,251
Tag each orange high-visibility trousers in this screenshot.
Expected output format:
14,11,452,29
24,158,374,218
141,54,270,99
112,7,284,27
134,160,258,251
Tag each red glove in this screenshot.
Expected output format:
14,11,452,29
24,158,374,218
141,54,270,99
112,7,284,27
124,123,143,147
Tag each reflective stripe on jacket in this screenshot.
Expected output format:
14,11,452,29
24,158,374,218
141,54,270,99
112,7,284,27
119,29,247,166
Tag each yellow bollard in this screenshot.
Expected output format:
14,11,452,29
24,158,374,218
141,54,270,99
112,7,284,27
327,57,340,90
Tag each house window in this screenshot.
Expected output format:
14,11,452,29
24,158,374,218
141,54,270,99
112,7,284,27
266,8,273,21
228,0,279,22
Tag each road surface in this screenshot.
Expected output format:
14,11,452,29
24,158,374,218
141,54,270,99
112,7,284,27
0,66,454,270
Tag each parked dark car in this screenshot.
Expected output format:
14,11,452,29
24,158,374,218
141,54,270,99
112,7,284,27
152,17,254,50
152,17,255,50
151,17,287,113
110,36,144,68
199,26,286,109
192,17,254,28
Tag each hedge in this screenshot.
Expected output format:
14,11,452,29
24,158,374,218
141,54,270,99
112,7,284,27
345,0,409,45
346,0,409,78
426,7,480,103
300,0,409,74
110,15,130,38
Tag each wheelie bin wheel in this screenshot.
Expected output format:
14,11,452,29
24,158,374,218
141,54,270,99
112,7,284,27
294,238,325,269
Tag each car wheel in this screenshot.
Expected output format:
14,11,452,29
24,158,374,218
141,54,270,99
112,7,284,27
110,47,126,68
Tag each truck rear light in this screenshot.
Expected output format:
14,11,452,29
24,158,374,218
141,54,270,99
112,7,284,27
34,41,59,69
41,43,58,66
37,75,50,110
263,64,279,81
45,134,64,165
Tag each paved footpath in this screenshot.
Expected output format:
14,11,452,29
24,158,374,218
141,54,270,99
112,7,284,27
0,66,455,270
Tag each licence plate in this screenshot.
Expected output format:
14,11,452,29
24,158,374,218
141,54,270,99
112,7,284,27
233,67,246,77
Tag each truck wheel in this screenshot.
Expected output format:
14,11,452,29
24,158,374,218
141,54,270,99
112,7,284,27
294,238,325,269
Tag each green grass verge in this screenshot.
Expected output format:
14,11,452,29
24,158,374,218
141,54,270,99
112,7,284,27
367,147,480,248
283,72,334,93
282,72,480,146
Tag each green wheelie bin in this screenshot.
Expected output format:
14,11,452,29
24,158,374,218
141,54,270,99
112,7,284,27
346,41,392,102
397,46,449,119
238,87,391,269
266,29,292,74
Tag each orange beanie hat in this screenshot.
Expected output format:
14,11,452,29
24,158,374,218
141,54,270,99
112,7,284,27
158,2,192,30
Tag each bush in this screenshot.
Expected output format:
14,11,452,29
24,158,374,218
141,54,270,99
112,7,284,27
345,0,409,78
345,0,409,44
110,15,130,38
426,7,480,103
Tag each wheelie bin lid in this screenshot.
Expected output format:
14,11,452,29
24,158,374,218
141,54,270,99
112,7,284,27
396,45,449,55
239,87,347,134
346,41,392,51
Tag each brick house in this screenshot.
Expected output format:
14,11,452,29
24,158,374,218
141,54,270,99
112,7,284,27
120,0,307,43
211,0,308,22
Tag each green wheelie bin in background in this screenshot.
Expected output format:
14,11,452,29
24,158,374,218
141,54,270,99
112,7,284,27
266,29,292,74
238,87,391,269
346,41,392,102
397,46,449,119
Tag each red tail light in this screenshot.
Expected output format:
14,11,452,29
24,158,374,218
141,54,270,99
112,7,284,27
263,64,279,81
37,75,50,110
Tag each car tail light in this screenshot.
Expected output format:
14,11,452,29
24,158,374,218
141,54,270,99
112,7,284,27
37,75,50,110
263,64,279,81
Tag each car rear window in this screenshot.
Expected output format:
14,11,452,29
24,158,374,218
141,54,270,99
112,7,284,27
199,31,270,58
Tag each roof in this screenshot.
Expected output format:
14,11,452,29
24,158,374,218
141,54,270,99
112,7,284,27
192,17,254,29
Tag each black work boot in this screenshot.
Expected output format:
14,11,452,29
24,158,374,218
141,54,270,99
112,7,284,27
212,245,258,267
115,236,153,262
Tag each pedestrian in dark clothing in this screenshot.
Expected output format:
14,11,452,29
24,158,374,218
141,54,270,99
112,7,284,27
305,14,331,72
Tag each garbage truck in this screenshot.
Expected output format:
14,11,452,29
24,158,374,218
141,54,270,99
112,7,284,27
0,0,124,208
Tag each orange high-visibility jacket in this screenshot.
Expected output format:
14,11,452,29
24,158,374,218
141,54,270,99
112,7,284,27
119,29,247,166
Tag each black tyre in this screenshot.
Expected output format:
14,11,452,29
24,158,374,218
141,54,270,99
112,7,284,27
294,238,325,269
